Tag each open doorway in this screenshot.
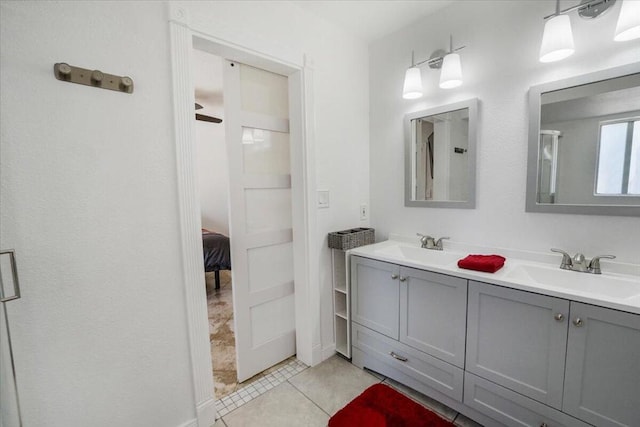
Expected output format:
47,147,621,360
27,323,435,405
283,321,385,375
192,49,237,398
169,17,317,423
192,43,305,401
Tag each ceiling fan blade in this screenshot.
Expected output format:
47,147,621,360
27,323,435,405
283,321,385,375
195,113,222,123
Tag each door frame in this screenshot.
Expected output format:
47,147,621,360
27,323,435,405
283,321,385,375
168,6,320,426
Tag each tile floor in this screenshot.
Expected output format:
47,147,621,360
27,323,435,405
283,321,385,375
214,357,308,417
212,355,484,426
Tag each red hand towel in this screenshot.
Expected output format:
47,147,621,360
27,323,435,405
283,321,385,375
458,254,506,273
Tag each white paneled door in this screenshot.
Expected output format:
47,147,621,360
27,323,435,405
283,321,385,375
223,61,296,382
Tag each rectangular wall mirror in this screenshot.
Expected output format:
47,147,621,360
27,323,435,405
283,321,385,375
405,98,478,208
526,64,640,216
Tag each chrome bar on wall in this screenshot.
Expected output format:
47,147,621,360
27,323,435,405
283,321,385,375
1,249,23,427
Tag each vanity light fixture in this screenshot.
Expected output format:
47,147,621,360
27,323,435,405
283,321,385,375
539,0,575,63
439,50,463,89
540,0,639,63
402,51,423,99
402,35,465,99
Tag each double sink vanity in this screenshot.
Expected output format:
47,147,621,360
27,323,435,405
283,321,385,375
344,236,640,427
331,62,640,426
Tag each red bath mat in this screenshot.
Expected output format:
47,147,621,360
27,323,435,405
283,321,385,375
329,383,455,427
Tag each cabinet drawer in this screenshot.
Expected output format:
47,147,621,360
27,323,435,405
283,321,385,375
352,323,463,401
464,372,591,427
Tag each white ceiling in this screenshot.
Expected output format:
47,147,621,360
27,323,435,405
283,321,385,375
292,0,455,43
193,0,456,104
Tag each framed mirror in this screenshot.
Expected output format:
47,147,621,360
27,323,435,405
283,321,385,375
405,98,478,208
526,64,640,216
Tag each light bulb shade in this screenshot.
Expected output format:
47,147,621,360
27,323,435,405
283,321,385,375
539,14,575,63
439,53,463,89
402,67,423,99
615,0,640,41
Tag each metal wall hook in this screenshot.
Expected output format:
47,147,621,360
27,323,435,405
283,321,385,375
53,62,134,94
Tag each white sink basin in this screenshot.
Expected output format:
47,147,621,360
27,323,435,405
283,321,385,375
375,245,461,266
506,264,640,299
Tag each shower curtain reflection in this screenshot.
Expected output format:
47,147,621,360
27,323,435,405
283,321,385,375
538,130,562,204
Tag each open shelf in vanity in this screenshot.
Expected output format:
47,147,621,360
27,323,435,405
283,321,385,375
332,249,350,358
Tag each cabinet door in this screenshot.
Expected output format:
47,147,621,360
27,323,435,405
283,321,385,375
563,302,640,427
399,266,467,368
466,281,569,409
351,256,400,339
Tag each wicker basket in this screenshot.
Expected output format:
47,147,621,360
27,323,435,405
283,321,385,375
328,227,375,250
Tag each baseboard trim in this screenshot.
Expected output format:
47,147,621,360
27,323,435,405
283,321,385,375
308,342,322,366
177,419,197,427
197,397,217,426
321,343,337,362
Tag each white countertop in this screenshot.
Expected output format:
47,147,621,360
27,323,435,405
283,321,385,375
348,236,640,315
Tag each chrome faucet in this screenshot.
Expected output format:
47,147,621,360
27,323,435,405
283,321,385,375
550,249,616,274
417,234,449,251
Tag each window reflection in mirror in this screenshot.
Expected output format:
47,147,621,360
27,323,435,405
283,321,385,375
405,98,477,209
527,67,640,216
595,118,639,195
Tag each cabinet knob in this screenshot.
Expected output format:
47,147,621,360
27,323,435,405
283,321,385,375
391,274,398,280
573,317,583,327
554,313,564,321
399,276,407,282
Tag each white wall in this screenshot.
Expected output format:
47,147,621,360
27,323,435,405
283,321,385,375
370,0,640,263
1,1,369,425
192,50,229,235
0,2,194,426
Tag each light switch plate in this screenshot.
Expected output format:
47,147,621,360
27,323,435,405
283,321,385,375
317,190,330,208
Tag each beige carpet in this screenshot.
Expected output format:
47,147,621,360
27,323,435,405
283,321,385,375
206,270,238,399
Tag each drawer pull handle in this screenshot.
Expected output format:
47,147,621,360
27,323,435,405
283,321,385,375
389,352,408,362
391,274,398,280
399,276,407,282
573,317,583,327
554,313,564,321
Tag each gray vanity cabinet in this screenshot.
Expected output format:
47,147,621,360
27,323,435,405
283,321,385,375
562,302,640,427
466,281,569,409
399,266,467,368
350,256,467,403
351,256,400,339
351,251,640,427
